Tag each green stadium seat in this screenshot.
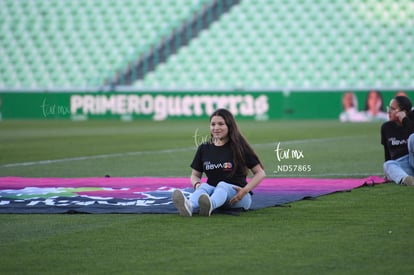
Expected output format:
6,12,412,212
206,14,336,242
1,0,413,89
0,0,201,88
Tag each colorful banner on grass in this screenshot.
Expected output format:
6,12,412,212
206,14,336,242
0,176,386,214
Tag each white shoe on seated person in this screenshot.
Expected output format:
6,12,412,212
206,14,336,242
402,176,414,186
172,189,192,216
198,193,213,217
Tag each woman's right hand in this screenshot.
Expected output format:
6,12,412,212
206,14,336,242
396,111,407,122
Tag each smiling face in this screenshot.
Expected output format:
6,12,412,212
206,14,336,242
210,115,229,142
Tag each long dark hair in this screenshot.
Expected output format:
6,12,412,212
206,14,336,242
209,109,263,177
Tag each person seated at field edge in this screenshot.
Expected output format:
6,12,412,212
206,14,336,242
381,95,414,185
363,90,388,122
339,91,368,122
172,108,266,216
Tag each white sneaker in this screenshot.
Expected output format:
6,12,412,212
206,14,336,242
198,194,213,216
402,176,414,186
172,189,192,216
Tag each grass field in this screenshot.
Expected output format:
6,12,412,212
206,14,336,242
1,119,414,274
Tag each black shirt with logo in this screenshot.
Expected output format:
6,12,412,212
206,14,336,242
381,117,414,161
190,142,260,187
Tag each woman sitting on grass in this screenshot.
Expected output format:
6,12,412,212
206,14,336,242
381,95,414,185
172,108,266,216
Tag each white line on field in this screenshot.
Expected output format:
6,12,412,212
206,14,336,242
0,147,194,168
254,135,370,148
0,135,368,168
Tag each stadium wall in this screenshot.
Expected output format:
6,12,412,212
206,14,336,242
0,90,411,121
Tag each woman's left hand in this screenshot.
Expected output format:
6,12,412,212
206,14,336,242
229,186,248,205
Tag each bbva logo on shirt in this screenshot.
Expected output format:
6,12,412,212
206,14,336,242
389,137,407,146
204,161,233,171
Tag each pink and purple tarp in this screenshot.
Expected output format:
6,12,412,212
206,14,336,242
0,176,386,214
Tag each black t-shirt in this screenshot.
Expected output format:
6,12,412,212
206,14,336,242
190,142,260,187
381,117,414,161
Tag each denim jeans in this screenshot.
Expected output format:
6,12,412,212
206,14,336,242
189,181,252,212
383,133,414,184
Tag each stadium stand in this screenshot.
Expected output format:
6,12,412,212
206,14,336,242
134,0,414,89
0,0,413,90
0,0,205,88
